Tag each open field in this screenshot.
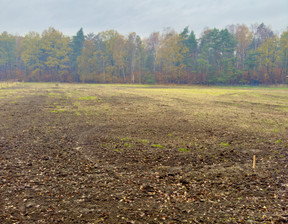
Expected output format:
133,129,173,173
0,83,287,223
0,82,19,89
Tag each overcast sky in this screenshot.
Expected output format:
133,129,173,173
0,0,287,38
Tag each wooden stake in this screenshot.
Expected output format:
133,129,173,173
253,155,256,169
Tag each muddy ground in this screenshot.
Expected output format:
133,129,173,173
0,83,287,223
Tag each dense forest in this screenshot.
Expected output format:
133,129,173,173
0,23,288,85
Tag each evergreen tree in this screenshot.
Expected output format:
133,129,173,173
198,28,239,84
71,28,85,81
180,27,197,82
0,32,17,80
22,32,43,81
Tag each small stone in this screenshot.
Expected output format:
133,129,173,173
26,202,34,208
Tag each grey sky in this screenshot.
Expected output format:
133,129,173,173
0,0,287,38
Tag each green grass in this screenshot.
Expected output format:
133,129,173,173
119,137,131,141
48,92,62,98
50,109,66,113
220,142,230,147
151,144,164,148
275,138,282,144
138,139,149,144
78,96,99,100
178,147,190,152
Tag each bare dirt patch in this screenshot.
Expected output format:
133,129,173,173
1,83,287,223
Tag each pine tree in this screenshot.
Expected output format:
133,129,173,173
71,28,85,81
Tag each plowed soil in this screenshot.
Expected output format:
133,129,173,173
0,83,287,223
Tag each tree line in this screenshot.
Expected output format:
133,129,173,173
0,23,288,85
